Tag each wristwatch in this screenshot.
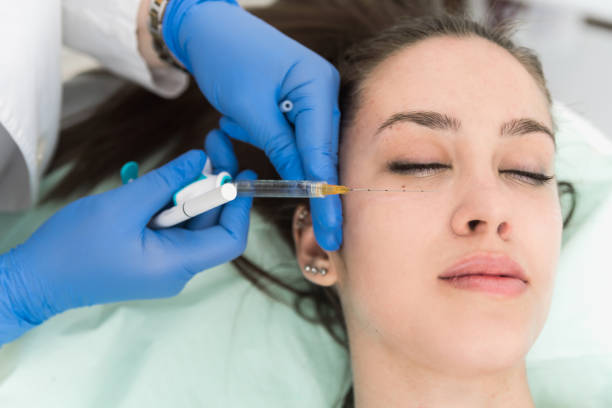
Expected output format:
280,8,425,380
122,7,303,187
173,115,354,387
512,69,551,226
148,0,188,72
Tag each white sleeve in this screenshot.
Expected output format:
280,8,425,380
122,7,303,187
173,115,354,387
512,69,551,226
0,1,62,212
61,0,189,98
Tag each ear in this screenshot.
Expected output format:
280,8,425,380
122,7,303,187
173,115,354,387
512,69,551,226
292,205,338,286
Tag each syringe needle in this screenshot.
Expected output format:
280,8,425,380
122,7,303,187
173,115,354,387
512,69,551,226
347,187,434,193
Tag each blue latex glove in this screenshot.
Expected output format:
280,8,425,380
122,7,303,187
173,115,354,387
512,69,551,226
0,147,256,345
162,0,343,251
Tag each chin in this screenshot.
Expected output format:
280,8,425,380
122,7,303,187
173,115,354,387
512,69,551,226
437,331,533,376
412,316,535,377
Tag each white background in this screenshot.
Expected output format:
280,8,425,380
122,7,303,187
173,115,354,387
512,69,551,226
470,0,612,140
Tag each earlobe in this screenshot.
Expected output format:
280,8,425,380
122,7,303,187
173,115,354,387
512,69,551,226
304,265,328,276
292,205,338,287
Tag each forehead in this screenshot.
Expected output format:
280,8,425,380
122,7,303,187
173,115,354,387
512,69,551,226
356,35,552,133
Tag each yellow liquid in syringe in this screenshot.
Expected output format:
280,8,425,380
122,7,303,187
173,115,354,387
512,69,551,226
234,180,431,198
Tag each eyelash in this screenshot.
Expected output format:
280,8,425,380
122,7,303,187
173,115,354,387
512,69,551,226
387,162,555,186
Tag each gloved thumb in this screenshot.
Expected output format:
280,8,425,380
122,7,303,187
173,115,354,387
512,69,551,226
153,168,258,277
119,150,207,226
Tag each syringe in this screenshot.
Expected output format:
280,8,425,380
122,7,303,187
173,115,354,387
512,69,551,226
233,180,432,198
150,179,433,229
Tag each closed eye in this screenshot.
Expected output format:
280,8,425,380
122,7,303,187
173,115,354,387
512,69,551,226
500,169,554,185
387,162,554,186
387,162,450,177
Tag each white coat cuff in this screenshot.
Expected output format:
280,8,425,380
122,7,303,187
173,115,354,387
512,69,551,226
61,0,188,98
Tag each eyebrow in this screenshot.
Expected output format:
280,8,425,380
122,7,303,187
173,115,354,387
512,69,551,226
375,110,556,146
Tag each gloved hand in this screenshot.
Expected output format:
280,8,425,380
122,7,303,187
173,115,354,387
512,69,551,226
162,0,343,251
0,144,256,345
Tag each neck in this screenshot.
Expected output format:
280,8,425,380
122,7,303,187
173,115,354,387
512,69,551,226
348,330,535,408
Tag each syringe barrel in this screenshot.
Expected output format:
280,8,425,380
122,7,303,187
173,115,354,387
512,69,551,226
234,180,326,198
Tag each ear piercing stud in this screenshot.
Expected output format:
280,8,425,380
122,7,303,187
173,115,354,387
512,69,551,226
304,265,328,276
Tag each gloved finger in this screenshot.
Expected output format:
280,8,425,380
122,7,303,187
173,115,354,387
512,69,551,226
289,66,341,183
158,169,258,276
297,117,342,251
310,196,343,252
186,129,239,230
215,168,257,253
218,116,250,145
183,206,222,231
289,70,343,250
121,150,206,226
220,100,305,180
205,128,239,177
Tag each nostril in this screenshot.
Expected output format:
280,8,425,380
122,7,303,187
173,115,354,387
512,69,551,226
468,220,480,230
498,222,510,236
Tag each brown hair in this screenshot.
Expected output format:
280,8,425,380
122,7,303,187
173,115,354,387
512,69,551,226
44,1,576,406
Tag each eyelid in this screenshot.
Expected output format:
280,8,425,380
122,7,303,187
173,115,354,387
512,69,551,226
500,169,555,185
387,162,450,173
387,161,554,185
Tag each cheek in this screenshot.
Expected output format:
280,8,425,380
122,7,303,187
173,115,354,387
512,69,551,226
511,187,562,281
341,192,437,272
519,193,563,335
335,183,564,368
337,191,440,335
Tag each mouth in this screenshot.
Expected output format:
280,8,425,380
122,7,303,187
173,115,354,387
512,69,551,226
440,272,527,282
438,253,528,296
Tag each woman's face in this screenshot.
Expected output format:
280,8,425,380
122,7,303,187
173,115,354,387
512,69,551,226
323,36,561,374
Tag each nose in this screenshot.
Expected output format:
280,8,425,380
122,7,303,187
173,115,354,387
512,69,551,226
450,184,512,241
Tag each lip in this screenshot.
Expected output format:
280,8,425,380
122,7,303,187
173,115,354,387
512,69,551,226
439,252,528,296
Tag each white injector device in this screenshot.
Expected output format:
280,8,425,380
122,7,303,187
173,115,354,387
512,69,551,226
148,158,236,229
